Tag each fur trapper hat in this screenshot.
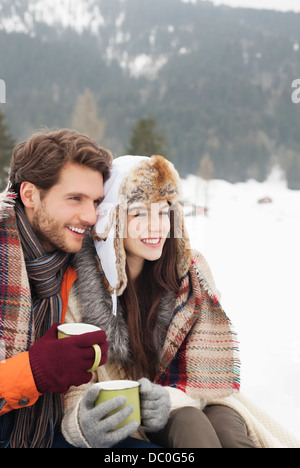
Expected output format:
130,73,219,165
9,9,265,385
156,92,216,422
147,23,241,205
93,155,191,315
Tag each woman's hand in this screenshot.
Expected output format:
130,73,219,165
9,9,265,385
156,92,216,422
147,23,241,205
138,378,171,432
78,384,139,448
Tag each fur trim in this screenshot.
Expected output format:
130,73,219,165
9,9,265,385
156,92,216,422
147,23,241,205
73,236,176,364
119,155,182,205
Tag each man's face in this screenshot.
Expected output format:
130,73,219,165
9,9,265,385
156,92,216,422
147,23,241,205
29,163,104,253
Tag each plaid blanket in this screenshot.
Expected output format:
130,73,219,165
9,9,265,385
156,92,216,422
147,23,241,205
155,255,240,399
0,191,70,448
0,192,33,359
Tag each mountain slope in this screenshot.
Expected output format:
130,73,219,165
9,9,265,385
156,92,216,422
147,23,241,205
1,0,300,187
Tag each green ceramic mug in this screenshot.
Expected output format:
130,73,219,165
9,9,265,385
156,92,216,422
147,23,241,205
94,380,141,430
57,323,102,373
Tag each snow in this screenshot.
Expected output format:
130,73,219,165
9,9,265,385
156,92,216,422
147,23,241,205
181,167,300,439
0,0,105,35
30,0,105,34
126,54,168,79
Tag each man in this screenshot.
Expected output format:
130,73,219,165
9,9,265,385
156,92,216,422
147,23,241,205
0,129,112,448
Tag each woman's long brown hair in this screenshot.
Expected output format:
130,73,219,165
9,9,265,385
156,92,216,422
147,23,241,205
119,211,180,381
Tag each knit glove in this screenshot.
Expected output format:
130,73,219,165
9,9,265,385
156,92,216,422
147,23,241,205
29,323,108,394
78,384,139,448
139,378,171,432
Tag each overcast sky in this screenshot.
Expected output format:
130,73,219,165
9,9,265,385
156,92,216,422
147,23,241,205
211,0,300,12
182,0,300,12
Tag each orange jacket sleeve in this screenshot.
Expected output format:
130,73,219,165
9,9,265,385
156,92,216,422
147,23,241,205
0,265,77,416
0,352,41,415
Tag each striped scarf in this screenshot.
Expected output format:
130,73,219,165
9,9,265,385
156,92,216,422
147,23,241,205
0,194,70,447
155,258,240,398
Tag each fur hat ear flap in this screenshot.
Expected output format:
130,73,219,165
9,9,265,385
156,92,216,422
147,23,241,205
113,205,127,296
93,204,128,315
171,202,192,279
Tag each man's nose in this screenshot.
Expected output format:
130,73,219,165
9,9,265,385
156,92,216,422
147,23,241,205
79,202,98,226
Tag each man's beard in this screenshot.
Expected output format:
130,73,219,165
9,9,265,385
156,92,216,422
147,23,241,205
32,203,74,253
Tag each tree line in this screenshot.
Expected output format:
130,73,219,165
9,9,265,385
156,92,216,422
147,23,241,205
0,99,168,191
1,1,300,188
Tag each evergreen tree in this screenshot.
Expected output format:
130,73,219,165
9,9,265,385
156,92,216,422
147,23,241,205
197,153,214,181
0,106,15,191
71,88,106,146
126,115,169,157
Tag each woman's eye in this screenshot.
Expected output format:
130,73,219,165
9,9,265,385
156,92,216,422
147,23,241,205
160,210,170,217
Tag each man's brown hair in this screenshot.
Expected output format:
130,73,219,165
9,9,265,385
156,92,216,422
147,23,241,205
9,128,113,196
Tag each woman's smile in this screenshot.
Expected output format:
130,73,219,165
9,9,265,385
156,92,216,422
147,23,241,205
140,237,162,247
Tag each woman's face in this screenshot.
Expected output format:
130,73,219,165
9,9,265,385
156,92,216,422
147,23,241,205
123,200,171,278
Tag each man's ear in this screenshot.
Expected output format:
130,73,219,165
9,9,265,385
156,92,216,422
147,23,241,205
20,182,40,209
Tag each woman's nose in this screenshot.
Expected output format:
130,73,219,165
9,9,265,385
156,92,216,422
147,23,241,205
148,211,161,233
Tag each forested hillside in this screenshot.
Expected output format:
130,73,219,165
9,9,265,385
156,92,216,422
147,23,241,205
1,0,300,187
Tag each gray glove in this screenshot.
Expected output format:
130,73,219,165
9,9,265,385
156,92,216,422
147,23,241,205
78,384,139,448
139,378,171,432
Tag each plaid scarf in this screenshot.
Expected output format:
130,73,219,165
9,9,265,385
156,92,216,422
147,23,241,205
155,258,240,398
0,193,70,448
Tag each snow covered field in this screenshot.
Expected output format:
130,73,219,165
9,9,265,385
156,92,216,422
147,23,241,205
181,168,300,440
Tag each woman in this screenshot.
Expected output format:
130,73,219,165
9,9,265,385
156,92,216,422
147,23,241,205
61,155,256,448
